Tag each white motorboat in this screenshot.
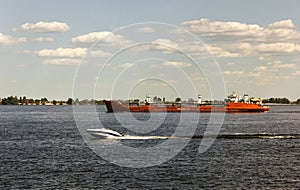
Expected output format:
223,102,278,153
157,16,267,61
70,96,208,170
86,128,172,140
86,128,123,138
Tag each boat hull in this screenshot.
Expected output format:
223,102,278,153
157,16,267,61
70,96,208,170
104,100,269,113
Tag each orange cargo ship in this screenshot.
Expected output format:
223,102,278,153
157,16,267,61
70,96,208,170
104,93,270,113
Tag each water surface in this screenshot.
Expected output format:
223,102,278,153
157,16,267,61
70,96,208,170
0,105,299,189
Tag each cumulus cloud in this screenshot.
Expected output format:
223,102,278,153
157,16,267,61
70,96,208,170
294,71,300,76
183,18,262,37
249,60,298,81
131,39,182,54
267,19,295,29
71,31,130,46
223,71,244,76
182,18,300,42
177,18,300,56
36,48,87,58
273,63,297,69
113,63,135,70
205,45,240,58
135,38,239,58
163,61,192,67
255,43,300,53
269,60,297,69
147,38,180,53
218,42,300,57
43,59,81,65
32,37,54,42
21,21,69,33
137,27,155,33
89,50,112,57
36,47,112,59
0,33,27,46
153,39,179,48
133,38,241,58
224,43,253,55
254,66,268,71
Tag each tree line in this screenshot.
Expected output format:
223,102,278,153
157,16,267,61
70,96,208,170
1,96,300,105
0,96,106,105
262,97,300,104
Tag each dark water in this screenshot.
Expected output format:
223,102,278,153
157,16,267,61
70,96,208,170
0,105,299,189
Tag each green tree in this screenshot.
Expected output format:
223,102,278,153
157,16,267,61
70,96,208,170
2,96,19,105
175,97,181,103
263,97,290,104
35,99,40,105
281,98,290,104
66,98,73,105
41,97,48,105
2,96,18,105
19,97,23,104
23,96,27,105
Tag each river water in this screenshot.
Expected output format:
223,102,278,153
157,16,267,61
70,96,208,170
0,105,299,189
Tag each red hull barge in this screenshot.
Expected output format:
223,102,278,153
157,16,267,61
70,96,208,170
104,100,270,113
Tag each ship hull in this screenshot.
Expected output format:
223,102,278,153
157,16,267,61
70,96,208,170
104,101,269,113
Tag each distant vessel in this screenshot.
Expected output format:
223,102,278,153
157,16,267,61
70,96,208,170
104,93,270,113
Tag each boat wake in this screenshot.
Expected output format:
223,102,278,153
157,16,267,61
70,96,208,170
86,128,300,140
192,133,300,139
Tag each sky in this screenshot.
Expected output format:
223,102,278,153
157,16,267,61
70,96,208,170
1,0,300,101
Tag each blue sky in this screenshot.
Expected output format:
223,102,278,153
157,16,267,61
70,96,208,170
1,0,300,101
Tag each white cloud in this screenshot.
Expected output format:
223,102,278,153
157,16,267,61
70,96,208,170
71,31,130,45
183,18,262,37
21,21,69,33
262,28,300,41
270,60,297,69
178,18,300,56
186,43,241,58
89,50,112,57
268,60,282,65
259,56,265,61
224,43,253,55
113,63,135,70
254,66,268,71
223,71,244,76
0,33,27,46
205,44,240,58
148,38,180,53
127,36,241,58
131,39,181,54
153,39,179,48
250,60,298,81
267,19,295,29
43,59,81,65
137,27,155,33
163,61,192,67
32,37,54,42
36,48,87,58
182,18,300,42
36,47,112,58
294,71,300,76
255,43,300,53
273,63,297,69
120,63,134,68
